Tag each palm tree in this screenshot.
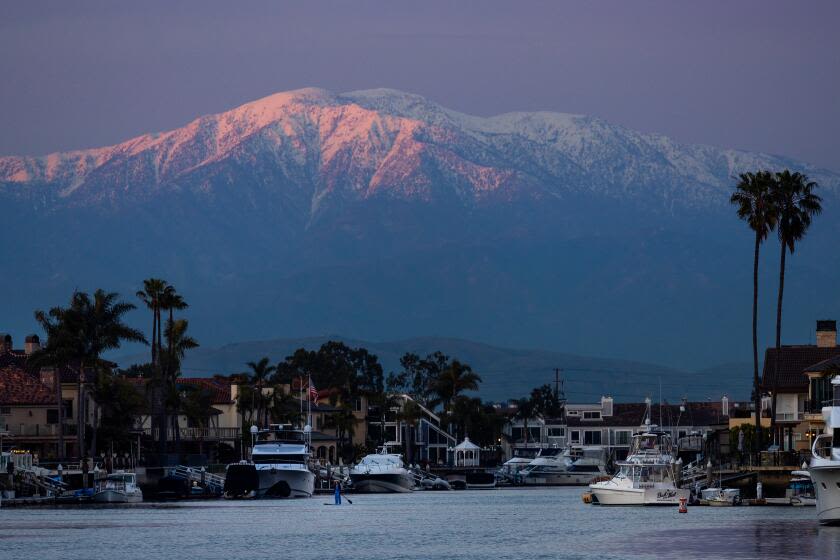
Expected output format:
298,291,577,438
325,406,357,463
731,170,778,448
136,278,169,366
162,318,199,445
769,170,822,439
514,397,538,445
430,360,482,413
396,399,424,464
160,285,188,374
30,308,78,460
245,357,276,428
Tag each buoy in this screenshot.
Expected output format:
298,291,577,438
678,496,688,513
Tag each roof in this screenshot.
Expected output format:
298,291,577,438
0,365,55,405
566,401,728,429
455,437,480,450
805,355,840,374
176,378,234,404
761,345,840,392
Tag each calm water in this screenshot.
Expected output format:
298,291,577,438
2,488,839,560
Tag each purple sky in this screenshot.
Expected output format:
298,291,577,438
1,1,838,171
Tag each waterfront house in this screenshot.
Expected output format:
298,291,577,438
505,395,730,462
761,320,840,452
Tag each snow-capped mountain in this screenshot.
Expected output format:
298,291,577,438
2,87,835,213
2,88,838,372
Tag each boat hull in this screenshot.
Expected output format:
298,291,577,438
810,466,840,524
92,489,143,503
350,473,414,493
590,485,688,506
256,467,315,498
520,472,602,486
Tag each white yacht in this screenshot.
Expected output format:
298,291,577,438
517,446,608,486
496,455,533,482
92,472,143,503
809,377,840,524
349,447,415,493
249,424,316,498
589,424,687,506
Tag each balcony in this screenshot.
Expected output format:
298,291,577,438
140,427,241,441
775,412,802,422
2,423,77,438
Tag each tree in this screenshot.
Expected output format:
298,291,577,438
387,352,449,407
91,372,146,456
160,286,188,373
325,405,358,463
162,318,199,445
530,384,563,418
396,399,424,464
769,170,821,440
244,357,276,428
730,171,778,448
430,360,482,413
513,397,538,445
30,311,79,460
136,279,169,366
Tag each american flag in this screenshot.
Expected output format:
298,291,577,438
308,382,318,403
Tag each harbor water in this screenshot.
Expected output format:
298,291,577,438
2,487,839,560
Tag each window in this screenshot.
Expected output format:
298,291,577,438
583,430,602,445
47,409,59,424
677,430,688,440
570,430,580,444
548,427,565,438
63,400,73,419
614,430,631,446
567,410,579,416
353,398,363,412
0,406,10,415
583,411,601,420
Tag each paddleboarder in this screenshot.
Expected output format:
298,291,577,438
334,480,342,505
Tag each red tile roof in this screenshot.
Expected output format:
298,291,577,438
0,365,55,405
177,378,234,404
761,345,840,392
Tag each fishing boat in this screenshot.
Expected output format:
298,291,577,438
589,409,687,506
349,447,415,493
92,472,143,503
809,376,840,524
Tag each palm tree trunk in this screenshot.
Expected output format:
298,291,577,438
770,241,787,445
751,231,763,452
150,307,157,365
91,400,99,457
77,360,85,459
56,368,65,460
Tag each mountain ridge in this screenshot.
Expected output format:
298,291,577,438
2,87,838,371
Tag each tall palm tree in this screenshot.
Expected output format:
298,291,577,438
731,170,778,448
245,357,276,428
136,278,169,366
430,360,482,413
769,170,821,439
160,285,188,373
162,318,199,446
396,399,423,464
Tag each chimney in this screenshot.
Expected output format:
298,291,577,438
24,334,41,355
816,320,837,348
721,395,730,417
601,395,614,417
0,333,11,353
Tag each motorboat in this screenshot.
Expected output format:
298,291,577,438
225,424,315,498
517,446,608,486
788,471,816,507
349,447,415,493
808,377,840,524
700,487,740,506
92,472,143,503
495,455,533,483
589,420,688,506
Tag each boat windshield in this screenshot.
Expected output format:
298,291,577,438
257,429,306,444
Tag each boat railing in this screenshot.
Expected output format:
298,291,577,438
812,433,833,460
